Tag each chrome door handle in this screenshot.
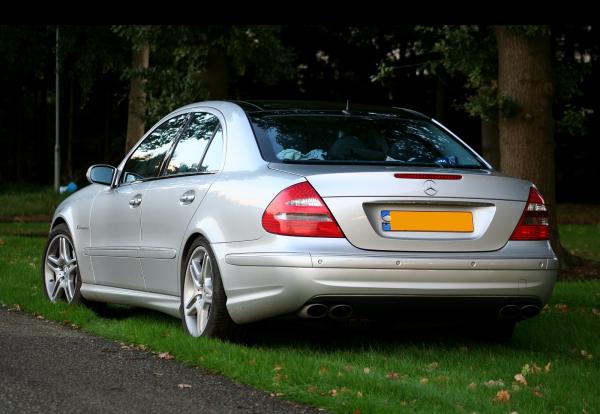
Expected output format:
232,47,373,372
129,194,142,207
179,190,195,205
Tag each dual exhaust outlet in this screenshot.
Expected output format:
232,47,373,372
300,303,541,321
498,304,541,320
298,303,353,320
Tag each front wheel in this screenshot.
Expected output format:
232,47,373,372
180,237,237,339
41,224,83,304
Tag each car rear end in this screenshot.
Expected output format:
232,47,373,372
217,102,557,327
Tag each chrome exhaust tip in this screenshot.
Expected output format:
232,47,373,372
520,305,541,319
298,303,329,319
498,304,520,319
328,304,353,320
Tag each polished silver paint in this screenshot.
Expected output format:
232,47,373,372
50,101,558,326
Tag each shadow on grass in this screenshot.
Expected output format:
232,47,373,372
91,303,512,350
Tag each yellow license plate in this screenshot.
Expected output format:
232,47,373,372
384,210,473,232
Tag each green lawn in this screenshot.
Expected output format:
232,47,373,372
560,224,600,261
0,186,67,217
0,226,598,413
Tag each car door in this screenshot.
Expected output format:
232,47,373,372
88,113,189,290
140,112,225,295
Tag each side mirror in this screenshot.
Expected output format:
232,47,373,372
86,164,116,186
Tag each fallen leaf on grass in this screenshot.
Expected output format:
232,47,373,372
329,389,338,397
356,391,363,398
483,379,505,388
419,377,429,384
492,390,511,403
554,303,569,313
158,352,174,360
467,382,477,390
177,383,192,389
273,364,284,372
514,373,528,386
532,390,544,398
36,315,45,320
352,409,361,414
580,350,594,359
386,372,400,380
592,308,600,316
427,362,439,370
544,362,552,372
8,304,21,312
318,366,327,375
363,367,371,374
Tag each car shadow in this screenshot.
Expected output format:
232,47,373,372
87,303,516,349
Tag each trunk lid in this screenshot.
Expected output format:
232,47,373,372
269,163,531,252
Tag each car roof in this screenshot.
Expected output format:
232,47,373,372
229,100,430,120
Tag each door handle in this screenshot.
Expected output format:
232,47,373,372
179,190,195,205
129,194,142,208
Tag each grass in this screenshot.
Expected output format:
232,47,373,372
1,225,599,413
0,186,67,218
560,224,600,261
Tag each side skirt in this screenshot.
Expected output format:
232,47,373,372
81,283,181,318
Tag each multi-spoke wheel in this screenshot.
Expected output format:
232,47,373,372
180,237,237,339
41,224,82,304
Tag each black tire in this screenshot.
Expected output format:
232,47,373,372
41,223,83,305
180,236,238,339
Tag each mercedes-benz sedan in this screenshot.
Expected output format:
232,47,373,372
42,100,557,340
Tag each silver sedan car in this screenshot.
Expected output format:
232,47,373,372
42,100,557,340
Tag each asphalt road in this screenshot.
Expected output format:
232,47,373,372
0,307,321,414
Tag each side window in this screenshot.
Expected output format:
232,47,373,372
121,114,188,183
165,113,220,176
200,127,224,172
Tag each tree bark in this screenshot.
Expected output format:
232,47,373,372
205,46,229,99
495,26,563,263
125,42,149,153
480,114,500,170
434,75,447,123
67,77,74,181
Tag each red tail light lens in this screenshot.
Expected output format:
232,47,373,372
262,182,344,237
510,187,550,240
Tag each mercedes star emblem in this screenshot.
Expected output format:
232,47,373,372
423,180,438,196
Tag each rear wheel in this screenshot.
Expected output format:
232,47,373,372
41,224,82,304
180,237,237,339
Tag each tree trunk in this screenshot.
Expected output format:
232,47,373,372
125,42,149,153
495,26,564,265
67,77,74,181
205,46,229,99
435,75,447,123
480,114,500,170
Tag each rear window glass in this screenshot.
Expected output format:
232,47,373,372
248,114,484,169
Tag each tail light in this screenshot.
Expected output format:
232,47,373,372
510,187,550,240
262,181,344,237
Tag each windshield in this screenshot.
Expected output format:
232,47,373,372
249,114,485,169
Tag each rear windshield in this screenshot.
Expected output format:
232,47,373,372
248,114,485,169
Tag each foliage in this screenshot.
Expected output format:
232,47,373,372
368,25,595,137
113,25,295,124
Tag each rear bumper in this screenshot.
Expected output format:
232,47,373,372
213,240,558,324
